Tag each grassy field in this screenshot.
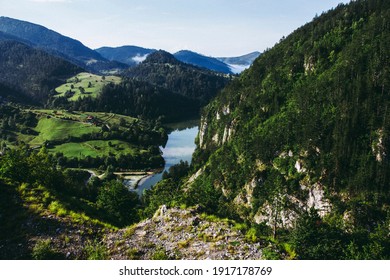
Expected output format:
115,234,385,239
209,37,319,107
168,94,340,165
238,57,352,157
55,72,121,101
30,117,101,145
25,110,140,159
2,108,160,170
49,140,141,159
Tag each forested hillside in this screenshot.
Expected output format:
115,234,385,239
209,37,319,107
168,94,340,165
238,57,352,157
173,50,233,74
0,17,127,73
0,40,82,101
50,78,199,122
124,50,230,107
148,0,390,259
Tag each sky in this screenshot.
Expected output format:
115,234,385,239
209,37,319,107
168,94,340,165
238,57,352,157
1,0,351,57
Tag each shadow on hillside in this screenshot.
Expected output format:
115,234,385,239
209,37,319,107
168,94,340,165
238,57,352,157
0,181,67,259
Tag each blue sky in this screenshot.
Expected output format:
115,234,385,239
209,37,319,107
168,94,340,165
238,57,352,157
1,0,350,56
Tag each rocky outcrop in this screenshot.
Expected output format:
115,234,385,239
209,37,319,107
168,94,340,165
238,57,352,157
105,206,263,260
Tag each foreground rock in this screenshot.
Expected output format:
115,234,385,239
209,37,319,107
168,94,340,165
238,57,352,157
106,206,263,260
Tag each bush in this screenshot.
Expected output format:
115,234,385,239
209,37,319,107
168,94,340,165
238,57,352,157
97,180,140,226
84,240,108,260
151,248,170,260
32,239,63,260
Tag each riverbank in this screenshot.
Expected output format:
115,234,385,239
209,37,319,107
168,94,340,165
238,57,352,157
114,171,161,190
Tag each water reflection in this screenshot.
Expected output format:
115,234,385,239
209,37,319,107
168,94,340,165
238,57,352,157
136,125,199,195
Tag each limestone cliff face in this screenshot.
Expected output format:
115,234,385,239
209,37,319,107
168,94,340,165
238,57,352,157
189,0,390,239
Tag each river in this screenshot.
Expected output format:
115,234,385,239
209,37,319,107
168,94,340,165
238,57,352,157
135,123,199,195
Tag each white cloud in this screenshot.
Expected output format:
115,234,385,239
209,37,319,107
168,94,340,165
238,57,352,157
228,64,250,74
132,54,149,64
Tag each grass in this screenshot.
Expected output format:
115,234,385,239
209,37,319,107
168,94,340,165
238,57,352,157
25,110,141,161
30,117,101,145
32,239,63,260
31,110,137,127
55,72,121,101
17,183,115,229
49,140,138,159
83,240,109,260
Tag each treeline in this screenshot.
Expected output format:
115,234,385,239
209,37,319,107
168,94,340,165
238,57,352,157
48,79,200,122
55,149,163,171
0,105,38,143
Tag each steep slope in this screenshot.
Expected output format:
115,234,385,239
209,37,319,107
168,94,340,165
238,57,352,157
96,46,156,66
0,17,126,73
106,206,263,260
174,50,233,74
0,40,82,102
175,0,390,259
123,50,229,107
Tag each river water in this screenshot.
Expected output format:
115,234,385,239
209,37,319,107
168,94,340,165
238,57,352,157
135,124,199,195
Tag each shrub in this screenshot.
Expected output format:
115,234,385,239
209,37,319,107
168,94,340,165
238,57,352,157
97,180,140,226
84,240,108,260
32,239,63,260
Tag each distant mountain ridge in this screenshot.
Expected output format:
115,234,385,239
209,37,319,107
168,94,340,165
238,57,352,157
217,51,261,66
95,46,156,67
217,51,261,73
0,17,259,75
0,17,127,73
96,45,259,74
173,50,233,74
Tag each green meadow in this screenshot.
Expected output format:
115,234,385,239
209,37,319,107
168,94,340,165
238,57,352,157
50,140,140,159
30,117,101,145
55,72,121,101
24,110,142,160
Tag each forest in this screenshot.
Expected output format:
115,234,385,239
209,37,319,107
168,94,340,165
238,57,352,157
145,0,390,259
1,0,390,260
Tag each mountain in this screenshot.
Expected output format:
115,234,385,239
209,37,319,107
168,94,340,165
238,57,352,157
217,51,261,66
173,50,233,74
149,0,390,259
0,30,31,44
95,46,156,67
96,46,256,74
0,17,126,73
0,40,82,102
217,51,261,74
123,50,229,107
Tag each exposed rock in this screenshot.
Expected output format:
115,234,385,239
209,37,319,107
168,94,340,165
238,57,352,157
105,206,263,260
212,133,219,144
372,128,386,162
199,117,208,148
222,105,231,115
306,183,331,217
187,167,204,184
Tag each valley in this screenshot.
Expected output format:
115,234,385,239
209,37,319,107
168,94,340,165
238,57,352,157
1,106,166,170
1,0,390,261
